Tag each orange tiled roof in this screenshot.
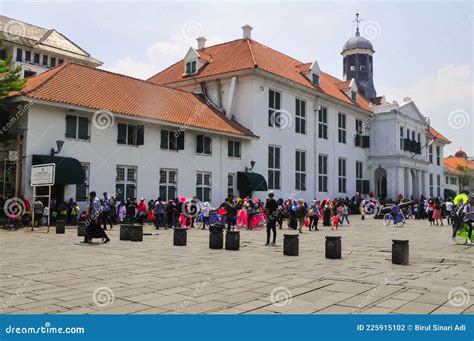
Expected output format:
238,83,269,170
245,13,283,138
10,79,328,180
10,62,256,138
148,39,372,112
427,126,451,144
444,156,474,171
444,163,463,175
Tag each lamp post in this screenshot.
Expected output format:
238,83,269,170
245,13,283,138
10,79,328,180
50,140,64,157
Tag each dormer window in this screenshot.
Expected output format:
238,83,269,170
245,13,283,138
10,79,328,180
185,61,197,75
312,73,320,86
351,91,357,101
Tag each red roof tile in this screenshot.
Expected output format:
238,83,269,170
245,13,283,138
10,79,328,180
427,126,451,144
148,39,372,112
9,62,256,138
444,156,474,171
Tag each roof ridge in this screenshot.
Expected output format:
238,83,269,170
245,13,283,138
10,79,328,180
37,29,54,45
246,39,257,67
0,15,48,35
18,62,70,95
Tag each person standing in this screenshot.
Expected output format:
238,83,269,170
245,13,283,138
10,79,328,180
154,197,165,229
340,204,350,226
101,192,114,230
136,198,147,224
264,192,278,246
33,199,44,227
83,191,110,244
445,198,454,225
296,199,307,233
201,202,211,230
166,200,175,229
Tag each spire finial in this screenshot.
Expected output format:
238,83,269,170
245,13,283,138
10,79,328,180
353,12,362,36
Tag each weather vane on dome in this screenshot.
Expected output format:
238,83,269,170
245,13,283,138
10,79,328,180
353,13,362,36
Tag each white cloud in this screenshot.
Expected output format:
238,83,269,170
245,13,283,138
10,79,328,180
106,33,222,80
379,64,474,154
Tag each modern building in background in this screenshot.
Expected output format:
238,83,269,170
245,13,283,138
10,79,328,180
1,16,461,208
0,15,102,78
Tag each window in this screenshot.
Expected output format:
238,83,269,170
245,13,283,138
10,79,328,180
160,130,184,150
34,53,40,64
338,158,347,193
117,123,144,146
228,140,241,158
268,145,281,190
196,135,212,155
351,91,357,101
436,174,441,197
338,112,346,144
75,162,90,202
58,58,64,65
227,173,235,196
355,119,363,136
318,106,328,139
450,177,457,185
0,48,6,60
159,169,177,201
350,65,355,71
428,144,433,164
196,172,211,202
295,98,306,134
16,48,22,62
417,133,421,143
42,55,48,66
400,127,404,150
295,150,306,191
65,115,89,140
25,51,31,62
51,57,56,67
436,146,441,166
268,89,281,127
356,161,363,193
446,176,449,185
312,73,319,86
185,61,197,74
412,131,415,141
318,154,328,192
24,70,36,78
429,173,433,197
116,166,137,201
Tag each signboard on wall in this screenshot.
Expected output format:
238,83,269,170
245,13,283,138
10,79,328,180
31,163,55,186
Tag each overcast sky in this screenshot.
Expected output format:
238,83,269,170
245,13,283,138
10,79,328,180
2,0,472,155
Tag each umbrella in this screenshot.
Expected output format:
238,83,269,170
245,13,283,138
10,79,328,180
453,193,468,205
178,197,187,203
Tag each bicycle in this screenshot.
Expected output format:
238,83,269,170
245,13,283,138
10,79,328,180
451,205,472,245
195,210,226,229
383,212,405,227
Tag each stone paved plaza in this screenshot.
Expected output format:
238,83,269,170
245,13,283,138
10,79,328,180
0,218,472,315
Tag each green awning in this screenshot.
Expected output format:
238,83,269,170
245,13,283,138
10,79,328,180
444,189,457,199
32,155,85,185
237,171,268,193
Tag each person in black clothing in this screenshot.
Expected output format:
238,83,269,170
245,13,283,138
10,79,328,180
265,192,278,246
222,198,237,231
166,200,175,229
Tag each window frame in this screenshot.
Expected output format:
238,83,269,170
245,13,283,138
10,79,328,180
65,114,90,141
338,112,347,144
268,89,282,128
400,127,404,150
227,173,236,196
227,140,241,159
196,171,212,202
116,165,137,201
318,154,328,192
338,158,347,193
318,106,328,139
196,134,212,156
295,98,306,134
295,150,306,191
75,162,90,202
268,145,281,190
159,168,178,201
117,123,144,147
436,146,441,166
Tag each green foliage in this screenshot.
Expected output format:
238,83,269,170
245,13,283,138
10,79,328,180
0,39,26,99
456,165,474,189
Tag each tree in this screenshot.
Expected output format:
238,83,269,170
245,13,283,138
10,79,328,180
0,40,26,99
456,165,474,190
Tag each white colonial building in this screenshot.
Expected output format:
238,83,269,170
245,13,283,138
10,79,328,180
1,21,458,209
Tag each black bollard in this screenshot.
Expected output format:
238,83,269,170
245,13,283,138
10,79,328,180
225,231,240,251
77,222,87,237
129,225,143,242
56,220,66,234
174,228,187,246
283,234,299,256
392,240,409,265
325,236,341,259
209,224,224,249
120,224,132,241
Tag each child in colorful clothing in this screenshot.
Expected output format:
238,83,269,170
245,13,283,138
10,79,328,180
331,212,340,231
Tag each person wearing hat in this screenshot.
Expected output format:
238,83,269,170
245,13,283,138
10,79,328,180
201,202,211,229
264,191,278,246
